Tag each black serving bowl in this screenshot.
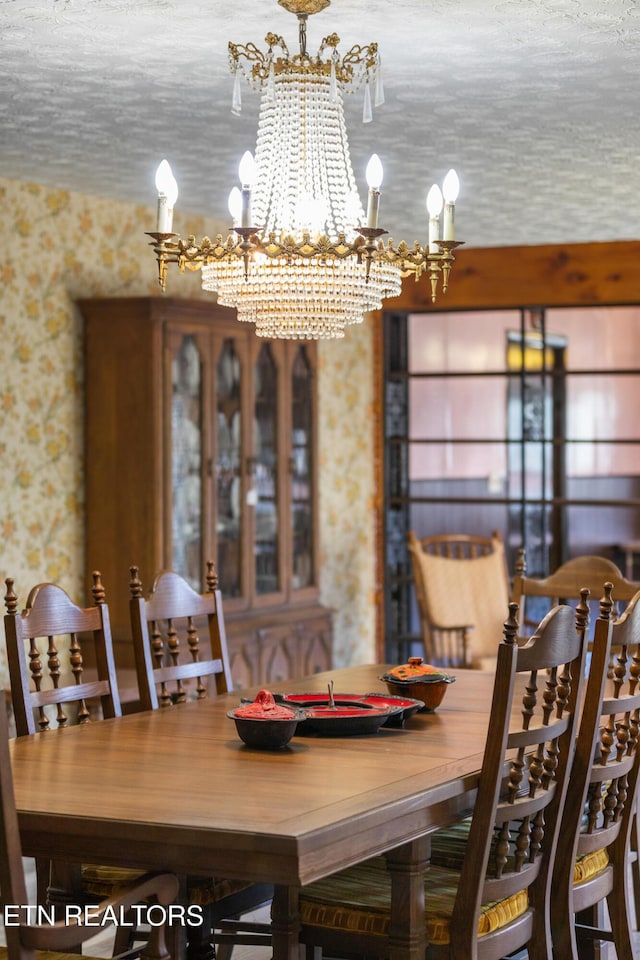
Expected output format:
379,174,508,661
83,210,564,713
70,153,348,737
227,707,307,750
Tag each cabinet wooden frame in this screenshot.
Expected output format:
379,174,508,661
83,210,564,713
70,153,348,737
81,297,330,688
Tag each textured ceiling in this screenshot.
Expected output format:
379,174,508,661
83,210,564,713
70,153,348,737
2,0,640,249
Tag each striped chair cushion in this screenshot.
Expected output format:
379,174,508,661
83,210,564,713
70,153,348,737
82,865,254,905
430,819,609,887
299,856,528,946
81,865,146,898
0,950,107,960
573,848,609,885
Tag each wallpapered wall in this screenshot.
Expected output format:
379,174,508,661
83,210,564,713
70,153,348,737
0,175,376,684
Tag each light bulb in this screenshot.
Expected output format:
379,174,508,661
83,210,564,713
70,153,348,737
155,160,178,206
238,150,256,187
426,184,443,217
442,169,460,203
365,154,384,191
155,159,178,232
228,187,242,224
427,184,443,253
442,170,459,241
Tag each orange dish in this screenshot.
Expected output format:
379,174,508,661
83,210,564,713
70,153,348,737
384,657,453,683
380,658,456,712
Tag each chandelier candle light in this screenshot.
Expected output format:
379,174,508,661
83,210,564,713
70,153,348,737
147,0,463,339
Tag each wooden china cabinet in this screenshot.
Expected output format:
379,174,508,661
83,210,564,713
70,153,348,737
80,297,332,689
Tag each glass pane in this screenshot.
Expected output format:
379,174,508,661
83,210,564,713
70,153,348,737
566,374,640,445
171,335,202,591
291,347,314,589
216,339,243,599
408,498,510,550
409,376,507,441
409,439,508,488
566,502,640,560
255,344,279,595
546,306,640,371
408,310,521,373
566,443,640,501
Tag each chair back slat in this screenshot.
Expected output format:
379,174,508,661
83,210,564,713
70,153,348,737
152,659,225,685
129,562,232,711
3,574,121,735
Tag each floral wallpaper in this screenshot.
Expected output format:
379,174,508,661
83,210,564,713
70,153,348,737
0,174,376,686
317,330,376,668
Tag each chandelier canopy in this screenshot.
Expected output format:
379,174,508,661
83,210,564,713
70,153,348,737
148,0,463,339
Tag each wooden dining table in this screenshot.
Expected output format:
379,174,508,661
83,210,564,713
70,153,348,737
9,663,496,960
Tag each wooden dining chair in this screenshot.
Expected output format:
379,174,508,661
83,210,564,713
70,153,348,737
4,572,121,735
407,530,510,668
297,597,589,959
513,550,640,929
512,548,640,634
2,573,152,956
551,582,640,960
128,562,272,960
0,679,179,960
128,562,232,710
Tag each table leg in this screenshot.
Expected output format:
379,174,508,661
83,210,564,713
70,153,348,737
386,836,429,960
271,884,300,960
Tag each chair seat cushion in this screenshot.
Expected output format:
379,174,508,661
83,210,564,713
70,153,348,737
431,819,609,888
298,856,528,946
82,864,256,906
573,848,609,885
81,865,146,898
0,949,107,960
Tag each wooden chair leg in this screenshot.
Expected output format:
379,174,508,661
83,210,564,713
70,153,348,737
34,857,51,907
575,903,608,960
187,903,214,960
214,945,233,960
631,806,640,929
166,915,187,960
112,908,139,957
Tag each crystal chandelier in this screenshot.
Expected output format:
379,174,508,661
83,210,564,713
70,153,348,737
147,0,463,339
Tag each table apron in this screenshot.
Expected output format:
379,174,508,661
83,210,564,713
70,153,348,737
18,782,476,887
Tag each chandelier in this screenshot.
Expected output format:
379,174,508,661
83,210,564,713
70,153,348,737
147,0,462,339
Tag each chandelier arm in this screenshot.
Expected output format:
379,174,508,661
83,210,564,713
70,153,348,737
341,42,379,70
318,32,340,57
147,231,464,279
228,41,268,70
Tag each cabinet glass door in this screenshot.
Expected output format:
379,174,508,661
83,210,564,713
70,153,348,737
291,346,314,589
254,343,280,595
170,334,203,591
216,338,243,599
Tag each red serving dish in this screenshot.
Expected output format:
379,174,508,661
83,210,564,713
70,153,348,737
276,692,424,734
